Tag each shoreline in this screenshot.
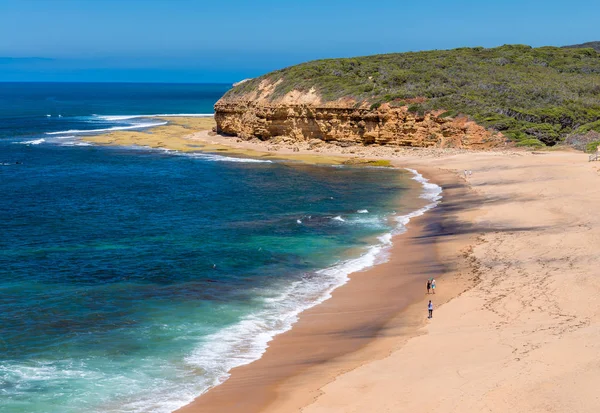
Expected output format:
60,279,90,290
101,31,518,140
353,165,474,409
176,164,464,413
174,164,475,413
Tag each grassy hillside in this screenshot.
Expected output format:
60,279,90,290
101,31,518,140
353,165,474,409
227,44,600,146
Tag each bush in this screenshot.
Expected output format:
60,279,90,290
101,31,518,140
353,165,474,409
438,110,457,118
516,138,545,147
585,140,600,153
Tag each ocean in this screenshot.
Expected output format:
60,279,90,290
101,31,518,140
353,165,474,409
0,82,440,412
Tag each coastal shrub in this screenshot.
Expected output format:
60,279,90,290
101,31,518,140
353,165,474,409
516,138,545,147
585,140,600,153
575,120,600,134
407,104,426,116
224,44,600,146
438,110,457,118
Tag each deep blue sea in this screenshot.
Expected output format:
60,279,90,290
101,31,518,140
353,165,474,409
0,83,439,412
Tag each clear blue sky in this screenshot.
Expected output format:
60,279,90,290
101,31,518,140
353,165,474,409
0,0,598,83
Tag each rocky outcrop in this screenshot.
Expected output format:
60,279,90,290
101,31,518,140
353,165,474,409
215,99,506,149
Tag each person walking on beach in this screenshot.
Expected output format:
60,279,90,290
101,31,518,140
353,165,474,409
428,300,433,319
426,279,431,294
431,278,436,294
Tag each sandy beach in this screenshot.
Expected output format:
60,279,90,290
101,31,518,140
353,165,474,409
85,119,600,413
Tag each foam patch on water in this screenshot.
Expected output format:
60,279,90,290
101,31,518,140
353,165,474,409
16,138,46,145
46,121,167,135
173,151,273,164
59,141,93,147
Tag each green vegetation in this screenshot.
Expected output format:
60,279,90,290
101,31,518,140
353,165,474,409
585,140,600,153
227,44,600,146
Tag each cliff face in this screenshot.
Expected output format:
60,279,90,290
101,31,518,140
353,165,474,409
215,99,506,149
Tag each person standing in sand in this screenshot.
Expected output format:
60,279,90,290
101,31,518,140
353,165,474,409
431,278,436,294
426,279,431,294
428,300,433,319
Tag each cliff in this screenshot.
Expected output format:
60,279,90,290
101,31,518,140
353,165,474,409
215,100,504,149
215,44,600,147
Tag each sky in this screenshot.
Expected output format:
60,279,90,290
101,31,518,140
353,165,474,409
0,0,598,83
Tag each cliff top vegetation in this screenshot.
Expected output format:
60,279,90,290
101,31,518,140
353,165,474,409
225,44,600,146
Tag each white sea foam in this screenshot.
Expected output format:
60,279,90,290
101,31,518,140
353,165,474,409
357,209,369,213
59,141,92,147
332,215,346,222
17,138,46,145
346,215,387,228
172,168,443,412
95,113,214,121
393,169,443,231
45,121,167,135
0,362,99,382
180,152,273,164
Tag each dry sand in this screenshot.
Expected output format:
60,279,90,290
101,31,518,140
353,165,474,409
85,121,600,413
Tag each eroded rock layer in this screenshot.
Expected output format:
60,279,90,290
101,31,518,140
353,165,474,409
215,100,505,149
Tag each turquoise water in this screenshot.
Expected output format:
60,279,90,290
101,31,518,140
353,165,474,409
0,83,436,412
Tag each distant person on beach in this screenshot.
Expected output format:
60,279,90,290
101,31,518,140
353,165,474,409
464,170,468,179
469,170,473,177
426,279,431,294
428,301,433,319
431,278,436,294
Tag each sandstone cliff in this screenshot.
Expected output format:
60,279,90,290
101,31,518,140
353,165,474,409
215,98,506,149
